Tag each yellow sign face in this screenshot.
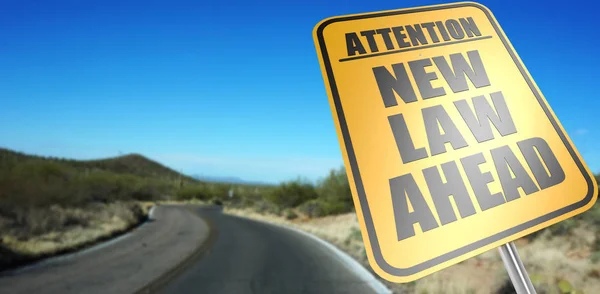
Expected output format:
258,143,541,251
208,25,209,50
313,1,598,283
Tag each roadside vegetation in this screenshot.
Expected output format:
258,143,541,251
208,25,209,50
3,146,600,293
224,168,600,294
0,148,270,271
225,166,355,219
0,146,351,271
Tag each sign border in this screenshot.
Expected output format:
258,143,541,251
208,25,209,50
314,1,597,278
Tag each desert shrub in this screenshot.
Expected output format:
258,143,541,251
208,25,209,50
238,195,255,207
0,157,179,214
316,167,352,205
283,208,298,220
0,160,82,208
577,200,600,226
325,198,352,214
206,183,232,201
77,171,125,203
311,167,355,216
129,179,173,201
297,199,322,217
75,171,171,203
297,199,325,218
547,218,578,236
344,227,363,245
348,227,362,241
1,202,146,241
10,206,87,236
175,185,211,201
265,178,318,209
252,200,282,215
226,186,259,207
226,195,249,209
298,197,353,218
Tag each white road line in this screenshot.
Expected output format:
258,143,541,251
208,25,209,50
231,215,393,294
148,205,156,218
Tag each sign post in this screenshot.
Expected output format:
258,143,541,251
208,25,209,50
313,1,598,287
499,242,536,294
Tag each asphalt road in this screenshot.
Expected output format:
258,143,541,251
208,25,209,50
0,205,209,294
159,206,384,294
0,205,387,294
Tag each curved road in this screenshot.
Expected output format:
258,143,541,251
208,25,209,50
0,205,209,294
159,206,383,294
0,205,386,294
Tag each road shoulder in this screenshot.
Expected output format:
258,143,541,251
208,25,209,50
223,208,393,294
0,205,211,294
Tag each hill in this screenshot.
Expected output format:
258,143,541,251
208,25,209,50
0,148,198,183
0,148,188,270
0,147,274,270
0,147,275,210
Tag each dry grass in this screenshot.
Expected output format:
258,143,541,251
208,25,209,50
517,226,600,294
0,201,150,271
224,207,600,294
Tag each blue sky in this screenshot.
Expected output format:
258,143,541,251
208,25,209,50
0,0,598,183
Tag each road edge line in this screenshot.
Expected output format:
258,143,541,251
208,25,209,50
133,205,218,294
227,213,393,294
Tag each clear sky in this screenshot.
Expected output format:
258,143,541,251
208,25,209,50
1,0,598,184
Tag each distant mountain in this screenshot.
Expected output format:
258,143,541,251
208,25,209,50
192,175,272,186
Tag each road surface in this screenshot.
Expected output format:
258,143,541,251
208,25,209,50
0,205,386,294
159,206,383,294
0,205,209,294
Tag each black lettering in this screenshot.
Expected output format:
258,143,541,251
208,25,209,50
360,30,379,53
346,33,366,56
392,26,411,48
376,28,395,50
406,24,428,46
421,22,440,43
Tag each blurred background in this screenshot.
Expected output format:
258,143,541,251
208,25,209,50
0,1,598,294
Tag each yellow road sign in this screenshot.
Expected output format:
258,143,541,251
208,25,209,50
313,1,598,283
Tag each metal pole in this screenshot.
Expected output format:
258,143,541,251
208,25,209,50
498,242,537,294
